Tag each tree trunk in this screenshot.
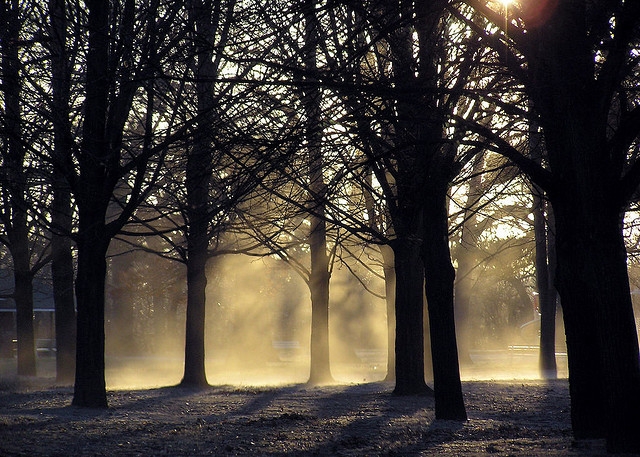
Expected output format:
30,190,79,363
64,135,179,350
181,240,208,387
453,154,484,365
523,6,640,447
553,198,640,451
308,217,333,385
181,118,211,386
180,0,218,389
72,0,110,408
380,245,396,382
302,0,333,385
2,0,36,377
73,229,108,408
392,237,431,395
533,192,557,379
14,268,36,376
49,0,76,385
422,181,467,420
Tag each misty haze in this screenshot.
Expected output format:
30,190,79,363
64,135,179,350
2,0,640,455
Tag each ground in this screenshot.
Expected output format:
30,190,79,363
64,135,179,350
0,373,616,456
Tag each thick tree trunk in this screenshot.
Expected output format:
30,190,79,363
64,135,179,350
73,230,108,408
422,182,467,420
181,241,209,387
181,130,211,387
553,199,640,451
524,7,640,444
72,0,110,408
392,237,431,396
181,165,209,387
530,34,640,446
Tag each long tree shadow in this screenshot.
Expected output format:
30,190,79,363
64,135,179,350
0,379,582,456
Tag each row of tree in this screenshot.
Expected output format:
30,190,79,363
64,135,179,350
1,0,639,453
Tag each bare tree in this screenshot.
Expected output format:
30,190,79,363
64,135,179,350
179,0,228,388
47,0,77,385
463,0,640,451
0,0,54,377
300,0,334,385
58,0,184,407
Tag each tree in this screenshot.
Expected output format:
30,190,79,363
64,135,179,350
48,0,77,385
180,0,222,388
464,0,640,451
336,1,471,415
413,1,467,419
0,0,36,377
452,153,484,363
64,0,182,407
123,0,300,387
0,0,54,377
301,0,333,385
530,124,558,379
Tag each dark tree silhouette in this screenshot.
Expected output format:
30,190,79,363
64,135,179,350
530,126,558,379
48,0,77,385
0,0,54,377
179,0,222,389
0,0,36,377
69,0,179,407
338,1,470,415
465,0,640,451
301,0,334,386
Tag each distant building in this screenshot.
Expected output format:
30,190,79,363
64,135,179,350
0,275,57,358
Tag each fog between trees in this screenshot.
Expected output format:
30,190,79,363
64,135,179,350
1,0,640,453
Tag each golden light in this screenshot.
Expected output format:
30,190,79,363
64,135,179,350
499,0,512,42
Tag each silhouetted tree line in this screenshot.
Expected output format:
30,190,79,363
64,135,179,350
1,0,639,452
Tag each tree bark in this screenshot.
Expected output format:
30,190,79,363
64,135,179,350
73,231,108,408
385,1,432,396
531,26,640,448
72,0,110,408
511,2,640,450
380,245,396,382
181,235,208,387
49,0,77,385
422,181,467,420
303,0,333,385
533,193,557,379
392,237,431,395
553,196,640,451
181,109,211,387
180,0,219,389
